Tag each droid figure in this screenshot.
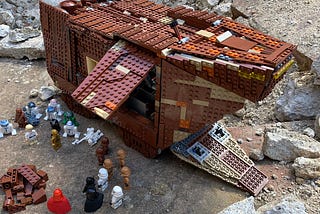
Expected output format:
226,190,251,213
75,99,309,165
0,120,17,138
63,121,80,139
25,124,38,145
97,168,108,191
62,111,79,126
49,99,63,115
24,102,42,119
110,186,124,209
44,106,58,121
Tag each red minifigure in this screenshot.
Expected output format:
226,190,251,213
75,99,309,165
47,188,71,214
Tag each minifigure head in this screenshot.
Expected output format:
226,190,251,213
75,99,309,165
52,188,64,201
50,99,57,105
86,176,95,185
103,159,113,169
25,124,34,131
47,106,55,113
51,129,58,136
117,149,126,159
0,120,9,127
27,102,36,108
112,186,123,197
120,166,131,177
66,120,73,126
98,168,108,179
16,108,23,114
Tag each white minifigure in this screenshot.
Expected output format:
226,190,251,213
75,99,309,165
44,106,57,121
49,99,63,116
111,186,124,209
25,102,42,119
97,168,108,191
44,99,63,120
0,120,17,138
24,124,38,145
63,121,80,139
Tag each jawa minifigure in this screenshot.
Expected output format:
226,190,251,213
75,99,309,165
120,166,131,190
51,129,62,151
95,137,109,165
15,108,27,128
47,188,71,214
110,186,124,209
117,149,126,168
103,159,114,181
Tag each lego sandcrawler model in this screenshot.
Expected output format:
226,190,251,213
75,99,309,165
40,0,296,195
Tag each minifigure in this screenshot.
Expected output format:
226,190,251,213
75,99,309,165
24,101,42,119
63,121,80,139
62,111,79,126
14,108,27,128
82,177,96,194
51,129,62,151
25,124,38,145
117,149,126,168
47,188,71,214
103,159,113,181
82,176,104,213
96,147,105,165
100,136,109,154
120,166,131,190
97,168,108,191
44,106,58,121
0,120,17,138
49,99,63,116
50,119,61,133
110,186,124,209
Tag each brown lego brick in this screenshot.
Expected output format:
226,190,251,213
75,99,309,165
36,170,48,182
20,197,33,205
17,165,41,187
24,181,33,197
37,179,47,189
32,188,47,205
0,175,12,189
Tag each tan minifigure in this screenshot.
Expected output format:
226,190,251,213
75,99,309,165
51,129,62,151
120,166,131,190
25,124,38,145
103,159,113,181
117,149,126,168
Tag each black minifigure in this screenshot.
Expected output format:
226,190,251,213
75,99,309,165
50,119,61,133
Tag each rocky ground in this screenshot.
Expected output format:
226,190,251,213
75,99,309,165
0,0,320,214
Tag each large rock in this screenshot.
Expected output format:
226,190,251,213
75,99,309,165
0,9,15,27
263,128,320,161
0,34,45,59
218,197,256,214
274,79,320,121
8,27,41,43
292,157,320,179
256,196,307,214
232,0,320,70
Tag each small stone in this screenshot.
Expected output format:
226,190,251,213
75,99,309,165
307,20,313,24
255,128,264,136
220,186,225,191
246,137,253,142
315,179,320,187
271,174,278,180
296,177,305,185
303,127,315,138
267,185,275,192
237,138,243,144
287,187,294,192
29,89,39,98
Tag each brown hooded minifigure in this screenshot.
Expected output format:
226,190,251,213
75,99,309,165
120,166,131,190
51,129,62,151
117,149,126,168
103,159,113,181
15,108,27,128
96,147,105,165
